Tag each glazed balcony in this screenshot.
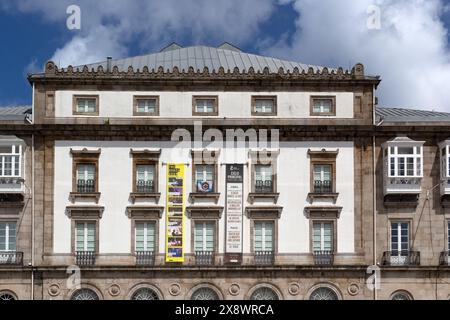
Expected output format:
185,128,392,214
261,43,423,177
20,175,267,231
381,250,420,266
0,251,23,266
384,177,422,195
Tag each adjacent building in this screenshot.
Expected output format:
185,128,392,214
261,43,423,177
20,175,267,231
1,43,450,300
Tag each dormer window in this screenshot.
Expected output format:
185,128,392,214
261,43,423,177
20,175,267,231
382,137,424,195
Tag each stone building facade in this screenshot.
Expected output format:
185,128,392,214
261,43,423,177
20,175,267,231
0,44,449,300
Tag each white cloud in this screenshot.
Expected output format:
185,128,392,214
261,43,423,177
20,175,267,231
262,0,450,111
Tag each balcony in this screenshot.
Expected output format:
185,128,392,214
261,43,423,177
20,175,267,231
76,251,96,266
313,180,332,194
135,251,155,266
0,177,25,196
77,179,95,193
0,252,23,266
136,180,154,193
381,251,420,266
254,251,274,266
255,180,273,193
313,250,334,266
195,251,215,266
439,251,450,266
384,177,422,195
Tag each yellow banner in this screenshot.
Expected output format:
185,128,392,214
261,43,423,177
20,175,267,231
166,164,184,262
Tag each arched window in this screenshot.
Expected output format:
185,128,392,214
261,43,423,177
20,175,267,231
131,288,160,300
0,292,17,301
391,291,413,300
191,287,219,300
309,287,339,300
71,288,99,300
250,287,279,300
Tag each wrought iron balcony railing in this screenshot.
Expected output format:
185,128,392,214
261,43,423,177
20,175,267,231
313,250,334,265
195,251,215,266
76,179,95,193
0,251,23,266
136,180,154,193
135,251,155,266
76,251,96,266
439,251,450,266
255,180,273,193
381,250,420,266
313,180,333,193
254,251,274,266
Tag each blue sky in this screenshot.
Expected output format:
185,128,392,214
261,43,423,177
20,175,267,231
1,0,450,111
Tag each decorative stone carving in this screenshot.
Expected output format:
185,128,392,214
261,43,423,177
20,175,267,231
228,284,240,296
108,284,121,297
169,283,181,296
48,284,61,297
347,283,360,296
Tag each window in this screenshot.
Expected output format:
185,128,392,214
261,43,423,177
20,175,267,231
135,222,155,252
254,165,273,193
0,222,16,251
135,164,156,193
390,291,413,300
250,287,279,300
0,292,17,301
312,222,333,252
73,96,99,115
313,164,332,193
71,289,99,300
131,288,159,300
390,222,409,261
191,287,219,300
76,163,96,193
192,96,218,116
448,222,450,250
254,222,273,252
194,222,215,252
251,96,277,116
194,164,215,193
309,287,339,300
387,146,422,177
76,222,96,252
311,96,336,116
0,145,21,177
133,96,159,116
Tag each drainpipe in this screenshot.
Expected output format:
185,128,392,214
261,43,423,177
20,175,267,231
372,85,378,301
31,83,35,300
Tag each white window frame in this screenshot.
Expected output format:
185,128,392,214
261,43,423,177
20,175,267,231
0,222,17,252
312,222,333,252
195,222,215,252
76,222,96,252
76,163,95,182
255,165,273,182
254,99,274,114
135,222,155,252
195,99,214,114
387,146,423,178
0,144,22,178
313,99,332,114
136,164,155,183
390,221,409,255
254,221,274,252
313,164,332,182
76,98,96,113
136,99,157,114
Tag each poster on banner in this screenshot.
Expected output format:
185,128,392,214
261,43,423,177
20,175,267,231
166,164,184,262
225,164,244,253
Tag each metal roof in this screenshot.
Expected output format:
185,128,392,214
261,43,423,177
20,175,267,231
376,107,450,123
79,44,336,74
0,106,32,121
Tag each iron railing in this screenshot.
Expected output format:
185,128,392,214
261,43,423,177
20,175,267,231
76,251,96,266
254,251,274,265
439,251,450,266
255,180,273,193
381,250,420,266
0,251,23,266
195,251,215,266
77,179,95,193
313,250,334,265
136,180,154,193
135,251,155,266
313,180,333,193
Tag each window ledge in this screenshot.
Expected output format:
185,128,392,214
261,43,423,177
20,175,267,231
126,205,164,219
66,205,104,218
248,192,279,204
307,192,339,202
189,192,220,203
129,192,161,204
186,206,224,219
69,192,101,204
304,206,342,219
245,205,283,219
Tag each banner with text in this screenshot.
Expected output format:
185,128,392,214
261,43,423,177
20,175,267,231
225,164,244,253
166,164,184,262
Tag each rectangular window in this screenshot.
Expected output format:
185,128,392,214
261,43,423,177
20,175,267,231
136,164,156,193
76,163,96,193
254,165,273,193
135,222,155,252
134,96,159,116
388,146,422,177
313,164,332,193
0,145,21,177
251,96,277,116
194,222,214,252
195,164,214,193
312,222,333,252
192,96,218,116
73,96,99,115
254,222,273,252
311,96,336,116
75,222,96,252
391,222,409,254
0,222,16,251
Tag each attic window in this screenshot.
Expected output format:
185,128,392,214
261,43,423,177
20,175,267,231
251,96,277,116
311,96,336,116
